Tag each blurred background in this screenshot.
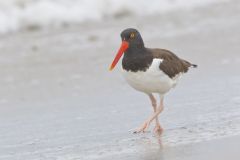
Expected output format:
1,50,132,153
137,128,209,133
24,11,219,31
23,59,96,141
0,0,240,160
0,0,228,34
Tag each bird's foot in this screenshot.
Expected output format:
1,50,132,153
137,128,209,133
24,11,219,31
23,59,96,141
153,124,163,135
133,121,150,134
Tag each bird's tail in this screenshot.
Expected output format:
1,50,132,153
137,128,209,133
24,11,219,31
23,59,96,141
183,60,198,68
191,64,198,68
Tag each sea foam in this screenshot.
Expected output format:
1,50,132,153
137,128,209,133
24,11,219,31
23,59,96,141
0,0,228,34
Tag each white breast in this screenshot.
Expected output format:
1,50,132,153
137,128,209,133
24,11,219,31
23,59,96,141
122,58,182,95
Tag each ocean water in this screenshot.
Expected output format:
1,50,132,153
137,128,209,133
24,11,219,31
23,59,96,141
0,0,228,34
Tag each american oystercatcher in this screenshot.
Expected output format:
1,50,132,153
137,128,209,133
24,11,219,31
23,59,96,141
109,28,197,134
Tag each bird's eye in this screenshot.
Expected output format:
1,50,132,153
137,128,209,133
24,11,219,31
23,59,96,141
130,33,135,39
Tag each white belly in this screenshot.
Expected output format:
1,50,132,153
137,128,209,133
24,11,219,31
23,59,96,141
122,58,182,95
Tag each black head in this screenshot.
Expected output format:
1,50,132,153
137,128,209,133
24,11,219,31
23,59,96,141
120,28,144,49
109,28,146,71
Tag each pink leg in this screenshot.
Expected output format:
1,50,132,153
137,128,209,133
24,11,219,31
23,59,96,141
149,94,163,134
134,94,164,134
146,96,164,128
151,95,164,135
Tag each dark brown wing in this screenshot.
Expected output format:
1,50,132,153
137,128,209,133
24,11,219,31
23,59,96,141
148,48,197,78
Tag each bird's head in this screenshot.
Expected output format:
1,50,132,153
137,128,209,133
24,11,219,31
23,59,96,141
109,28,144,71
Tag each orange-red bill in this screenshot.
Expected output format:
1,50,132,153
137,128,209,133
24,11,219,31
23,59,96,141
109,41,129,71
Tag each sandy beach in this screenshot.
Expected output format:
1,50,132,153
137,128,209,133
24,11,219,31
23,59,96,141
0,0,240,159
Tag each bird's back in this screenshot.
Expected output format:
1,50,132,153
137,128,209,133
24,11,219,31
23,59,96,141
148,48,197,78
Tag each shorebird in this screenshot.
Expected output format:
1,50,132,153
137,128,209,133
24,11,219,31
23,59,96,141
109,28,197,134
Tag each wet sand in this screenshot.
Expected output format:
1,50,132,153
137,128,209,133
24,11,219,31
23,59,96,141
0,0,240,159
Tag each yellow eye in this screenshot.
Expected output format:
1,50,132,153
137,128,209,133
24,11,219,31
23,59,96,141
130,33,135,38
